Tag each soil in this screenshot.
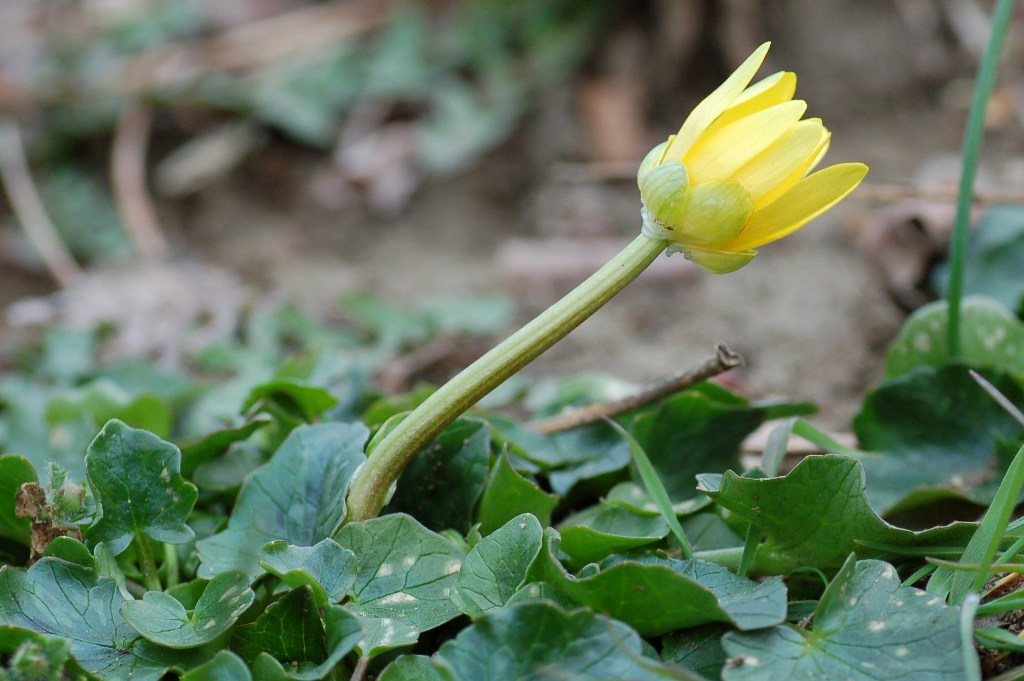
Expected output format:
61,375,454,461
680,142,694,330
0,0,1001,431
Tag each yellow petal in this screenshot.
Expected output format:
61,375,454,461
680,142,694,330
712,71,797,130
680,245,757,274
684,100,807,182
663,42,770,162
731,119,829,208
721,163,869,252
674,179,753,246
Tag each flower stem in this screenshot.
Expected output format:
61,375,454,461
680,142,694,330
947,0,1015,358
345,234,667,522
134,532,161,592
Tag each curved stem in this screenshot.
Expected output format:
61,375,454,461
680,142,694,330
345,234,667,522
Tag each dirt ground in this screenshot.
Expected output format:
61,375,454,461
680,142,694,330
0,0,1010,430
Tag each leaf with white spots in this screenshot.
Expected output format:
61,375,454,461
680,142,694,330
454,513,543,617
885,296,1024,378
721,557,975,681
85,420,197,555
260,538,357,607
121,571,254,649
335,514,465,633
196,422,368,580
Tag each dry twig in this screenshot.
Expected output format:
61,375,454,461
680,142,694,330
530,344,743,434
0,117,82,287
111,103,168,261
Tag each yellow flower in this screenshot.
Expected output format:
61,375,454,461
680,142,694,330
638,42,868,274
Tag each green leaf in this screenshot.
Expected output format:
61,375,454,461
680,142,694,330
121,571,254,649
192,443,266,494
335,514,464,632
47,380,172,440
432,601,699,680
248,605,362,680
662,625,729,680
179,417,271,478
933,206,1024,315
231,586,326,665
0,378,87,478
854,365,1024,513
476,450,558,535
385,419,490,533
0,456,35,545
259,538,357,607
453,513,543,617
721,558,974,680
703,455,977,574
196,422,367,580
536,530,786,636
347,608,420,658
558,504,668,567
0,628,94,680
378,655,456,681
630,390,765,501
179,650,252,681
243,380,339,423
0,558,171,679
85,420,197,555
43,536,94,567
885,297,1024,378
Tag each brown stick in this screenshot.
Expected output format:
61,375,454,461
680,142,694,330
0,118,82,287
111,103,168,261
529,344,744,434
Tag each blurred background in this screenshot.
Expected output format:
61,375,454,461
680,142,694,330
0,0,1021,428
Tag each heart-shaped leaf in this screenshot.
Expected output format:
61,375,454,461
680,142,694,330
558,504,669,567
121,571,254,648
701,455,977,574
721,558,974,680
385,419,490,533
231,586,326,665
630,389,765,501
260,538,357,607
430,601,700,680
536,530,786,636
85,420,197,555
335,514,464,633
454,513,543,617
854,365,1024,514
0,557,183,679
247,604,362,680
196,422,367,580
476,450,558,535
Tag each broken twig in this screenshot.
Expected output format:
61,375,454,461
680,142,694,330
530,344,744,434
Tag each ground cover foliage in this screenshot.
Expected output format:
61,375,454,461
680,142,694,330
2,3,1024,678
0,223,1022,681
